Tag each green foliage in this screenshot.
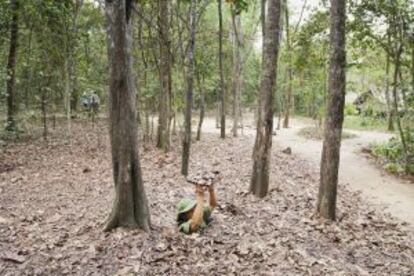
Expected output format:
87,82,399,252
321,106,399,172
371,131,414,175
372,138,403,162
298,126,357,140
226,0,250,15
344,104,358,116
0,0,107,119
0,0,412,156
276,8,330,119
344,115,389,131
384,163,405,175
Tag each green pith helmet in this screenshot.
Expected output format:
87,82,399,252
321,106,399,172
177,198,197,214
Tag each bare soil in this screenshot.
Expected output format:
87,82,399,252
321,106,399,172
0,120,413,275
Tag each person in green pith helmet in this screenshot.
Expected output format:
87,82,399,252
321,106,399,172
176,184,217,234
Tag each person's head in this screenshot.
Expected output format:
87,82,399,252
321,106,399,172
176,198,197,224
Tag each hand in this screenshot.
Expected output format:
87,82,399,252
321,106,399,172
195,185,205,196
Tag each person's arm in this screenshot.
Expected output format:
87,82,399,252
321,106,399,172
208,184,217,210
190,185,205,232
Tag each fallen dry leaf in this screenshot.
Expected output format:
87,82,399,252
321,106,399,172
0,121,412,275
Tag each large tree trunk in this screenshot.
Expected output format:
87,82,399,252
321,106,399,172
232,12,243,137
181,0,197,176
218,0,226,138
250,0,281,198
282,0,293,129
316,0,346,220
156,0,171,152
5,0,19,131
104,0,150,232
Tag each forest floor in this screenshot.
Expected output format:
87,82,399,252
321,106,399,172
278,120,414,229
0,120,413,275
268,118,414,229
203,116,414,230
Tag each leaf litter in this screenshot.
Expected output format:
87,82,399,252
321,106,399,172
0,121,413,275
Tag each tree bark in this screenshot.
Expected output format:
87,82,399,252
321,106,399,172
255,0,266,125
156,0,171,152
261,0,266,61
65,0,83,141
144,102,150,144
104,0,150,232
196,69,205,141
5,0,19,131
398,69,408,110
40,84,48,141
411,43,414,101
282,0,293,128
232,12,242,137
23,23,33,108
384,42,394,131
218,0,226,138
181,0,197,176
216,102,220,128
392,45,409,174
250,0,281,198
64,59,71,140
317,0,346,220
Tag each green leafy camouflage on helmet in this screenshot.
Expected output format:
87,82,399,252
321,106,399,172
176,198,197,214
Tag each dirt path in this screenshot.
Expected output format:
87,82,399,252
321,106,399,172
202,116,414,231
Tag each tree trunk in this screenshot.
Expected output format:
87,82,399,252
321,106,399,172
392,45,409,174
41,86,48,141
151,113,154,140
181,0,197,176
255,0,266,125
144,102,150,144
196,70,205,141
321,60,328,127
156,0,171,152
398,69,408,111
411,44,414,100
261,0,266,61
317,0,346,220
385,44,394,131
218,0,226,138
250,0,281,198
172,111,177,136
277,108,282,130
66,0,83,140
23,24,33,108
64,59,72,141
283,0,293,128
104,0,150,232
232,13,243,137
5,0,19,131
216,102,220,128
